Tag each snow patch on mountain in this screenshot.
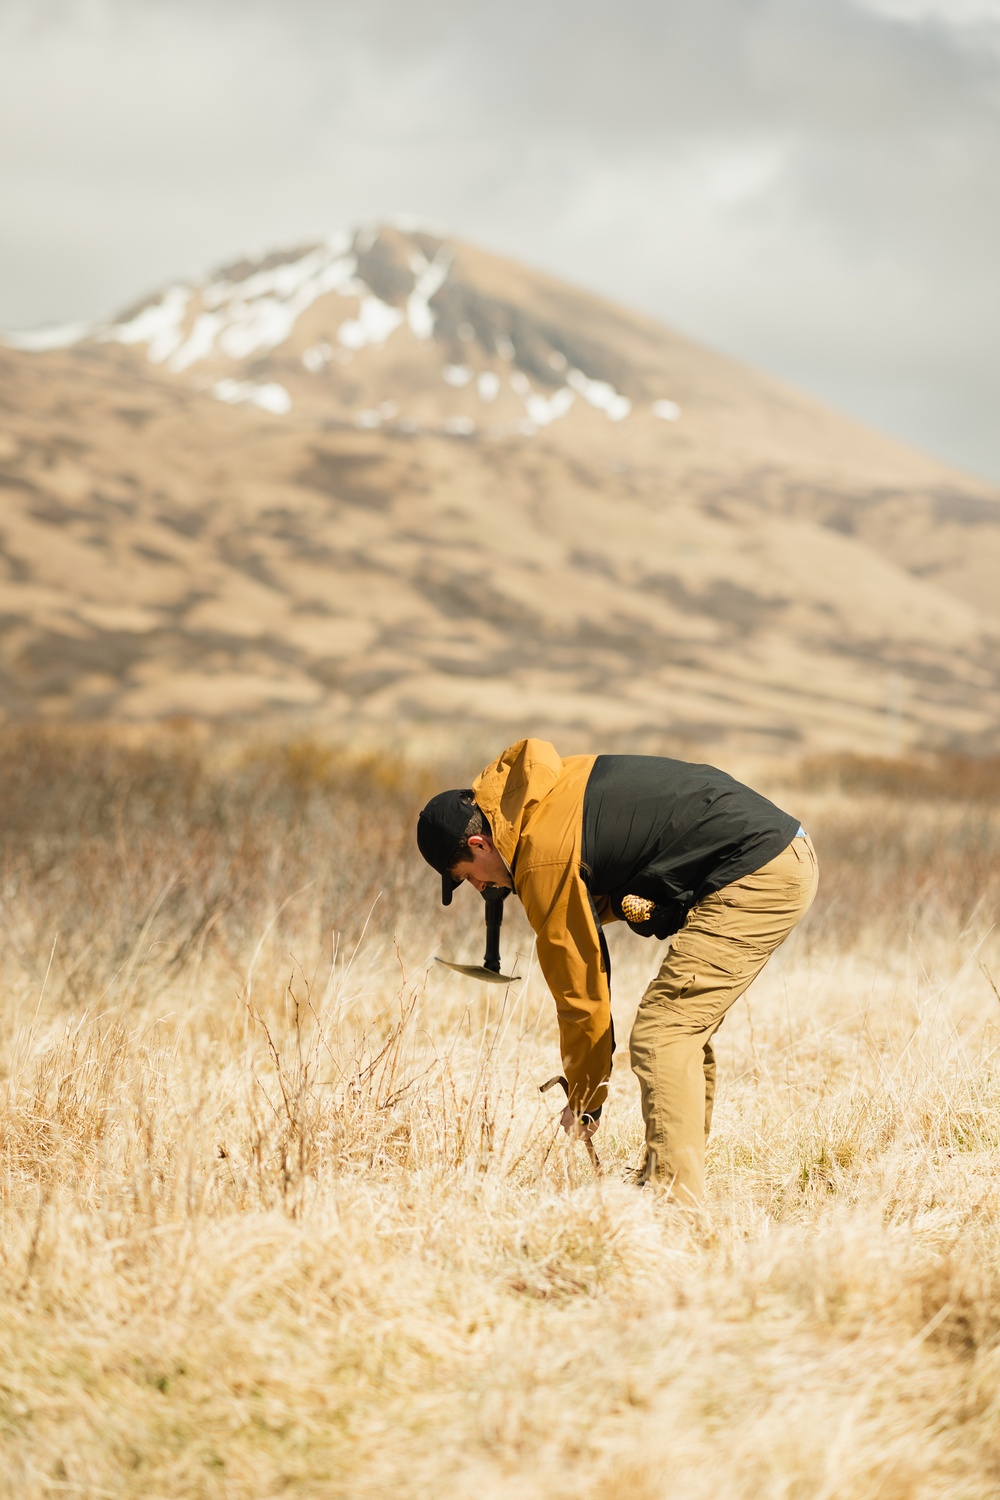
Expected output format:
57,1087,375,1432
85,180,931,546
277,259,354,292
303,342,334,372
567,368,631,421
193,247,363,363
102,286,192,363
173,312,226,371
214,379,291,415
338,296,405,351
408,248,451,340
203,246,337,308
525,388,575,426
3,321,94,351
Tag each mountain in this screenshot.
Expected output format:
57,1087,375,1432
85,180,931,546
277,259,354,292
2,220,999,756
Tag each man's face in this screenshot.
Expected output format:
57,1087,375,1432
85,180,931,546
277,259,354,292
449,834,513,895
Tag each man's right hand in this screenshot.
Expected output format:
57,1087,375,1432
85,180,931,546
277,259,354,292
559,1104,599,1140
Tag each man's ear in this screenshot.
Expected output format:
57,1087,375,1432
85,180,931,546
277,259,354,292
466,833,491,852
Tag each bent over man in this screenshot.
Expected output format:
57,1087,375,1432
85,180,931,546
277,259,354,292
417,739,818,1205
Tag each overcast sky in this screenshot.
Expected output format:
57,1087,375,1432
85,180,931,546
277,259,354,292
2,0,1000,481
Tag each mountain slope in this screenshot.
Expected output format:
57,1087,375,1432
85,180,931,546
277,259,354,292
2,222,999,754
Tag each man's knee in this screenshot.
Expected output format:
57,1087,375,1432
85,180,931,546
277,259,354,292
629,997,696,1070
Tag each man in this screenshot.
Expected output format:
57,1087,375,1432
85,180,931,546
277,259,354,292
417,739,818,1205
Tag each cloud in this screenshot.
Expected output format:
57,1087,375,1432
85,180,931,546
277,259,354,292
1,0,999,477
858,0,1000,25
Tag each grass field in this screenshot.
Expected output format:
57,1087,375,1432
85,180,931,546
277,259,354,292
2,728,1000,1499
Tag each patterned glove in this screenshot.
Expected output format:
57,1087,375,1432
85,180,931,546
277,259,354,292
621,893,655,924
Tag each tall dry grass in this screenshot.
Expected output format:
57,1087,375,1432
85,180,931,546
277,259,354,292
1,728,999,1498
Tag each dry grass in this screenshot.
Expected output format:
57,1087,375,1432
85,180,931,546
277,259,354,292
2,729,1000,1499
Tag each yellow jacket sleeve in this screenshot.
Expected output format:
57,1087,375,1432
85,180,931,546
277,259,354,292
516,856,613,1115
472,744,609,1115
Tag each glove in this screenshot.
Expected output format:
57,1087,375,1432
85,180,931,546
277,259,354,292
614,891,689,939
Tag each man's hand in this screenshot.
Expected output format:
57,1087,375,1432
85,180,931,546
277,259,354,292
559,1104,599,1140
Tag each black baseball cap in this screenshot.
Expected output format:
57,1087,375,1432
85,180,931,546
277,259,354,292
416,788,478,905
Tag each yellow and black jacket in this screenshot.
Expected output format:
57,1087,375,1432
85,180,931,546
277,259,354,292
472,739,799,1115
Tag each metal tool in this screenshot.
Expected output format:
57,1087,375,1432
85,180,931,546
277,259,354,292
539,1074,603,1174
435,887,521,984
435,958,520,984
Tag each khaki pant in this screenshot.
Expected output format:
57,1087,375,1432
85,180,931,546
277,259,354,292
629,834,819,1205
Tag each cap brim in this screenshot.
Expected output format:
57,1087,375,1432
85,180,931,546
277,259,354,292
441,872,460,906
